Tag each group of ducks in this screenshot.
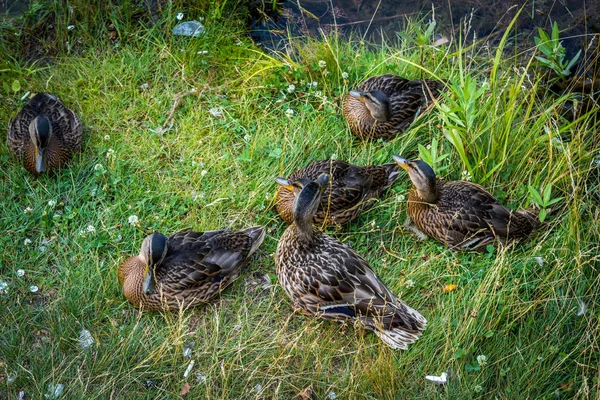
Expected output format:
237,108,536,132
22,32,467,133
7,75,541,350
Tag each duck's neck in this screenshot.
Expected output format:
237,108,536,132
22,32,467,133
293,214,316,244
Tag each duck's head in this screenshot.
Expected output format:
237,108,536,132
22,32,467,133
349,89,391,122
393,156,438,203
276,174,329,227
139,232,168,295
28,116,52,173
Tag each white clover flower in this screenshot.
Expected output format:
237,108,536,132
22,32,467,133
176,12,184,20
103,134,110,141
86,225,96,233
209,107,224,117
318,60,327,68
405,279,415,288
48,200,57,207
128,215,139,226
396,194,406,202
199,170,208,177
461,170,472,181
285,108,294,116
0,280,8,294
476,354,487,367
106,148,115,159
474,385,483,393
24,207,33,214
29,285,39,293
16,269,25,277
311,81,318,87
287,84,296,93
341,71,349,79
24,238,32,246
94,163,105,173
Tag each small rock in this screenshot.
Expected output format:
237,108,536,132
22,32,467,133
29,285,39,293
172,21,205,37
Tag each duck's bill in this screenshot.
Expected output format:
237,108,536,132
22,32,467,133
143,268,155,295
275,177,293,191
349,90,365,99
35,148,47,173
392,155,410,170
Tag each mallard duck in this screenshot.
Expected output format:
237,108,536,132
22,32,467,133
393,156,542,251
7,93,82,175
343,74,444,141
275,175,426,350
118,226,265,310
275,159,400,226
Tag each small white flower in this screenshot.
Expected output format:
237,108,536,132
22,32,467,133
209,107,224,117
86,225,96,233
67,25,75,31
534,256,544,266
341,71,349,79
537,355,543,361
331,153,337,160
405,279,415,288
16,269,25,277
285,108,294,116
243,134,251,142
45,383,64,399
24,238,32,246
78,329,95,349
201,170,208,177
94,163,105,173
474,385,483,393
311,81,318,87
396,194,406,202
318,60,327,68
103,134,110,141
39,245,46,253
476,354,487,367
426,144,432,150
106,148,115,159
461,170,472,181
176,12,184,20
115,234,122,242
29,285,39,293
128,215,139,226
0,280,8,294
48,200,57,207
24,207,33,214
287,84,296,93
139,83,149,90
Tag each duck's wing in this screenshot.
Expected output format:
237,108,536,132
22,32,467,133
155,230,257,290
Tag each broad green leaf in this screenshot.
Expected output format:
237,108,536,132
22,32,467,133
11,79,20,92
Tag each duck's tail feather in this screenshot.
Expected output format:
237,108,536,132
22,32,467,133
242,226,266,256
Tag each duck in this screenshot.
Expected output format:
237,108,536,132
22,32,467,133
7,93,83,175
275,159,400,226
118,226,265,310
393,156,542,251
343,74,444,141
275,174,426,350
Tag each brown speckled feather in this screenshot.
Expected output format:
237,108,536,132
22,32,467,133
118,226,265,310
7,93,82,174
276,160,399,225
408,180,542,251
343,74,444,141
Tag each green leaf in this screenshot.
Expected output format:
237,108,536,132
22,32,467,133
465,363,481,372
454,348,467,359
543,185,552,204
11,79,21,93
484,330,494,338
527,185,544,205
539,208,547,222
546,197,564,206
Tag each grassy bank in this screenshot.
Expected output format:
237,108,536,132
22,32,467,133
0,1,598,398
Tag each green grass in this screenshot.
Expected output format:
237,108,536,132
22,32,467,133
1,1,599,398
